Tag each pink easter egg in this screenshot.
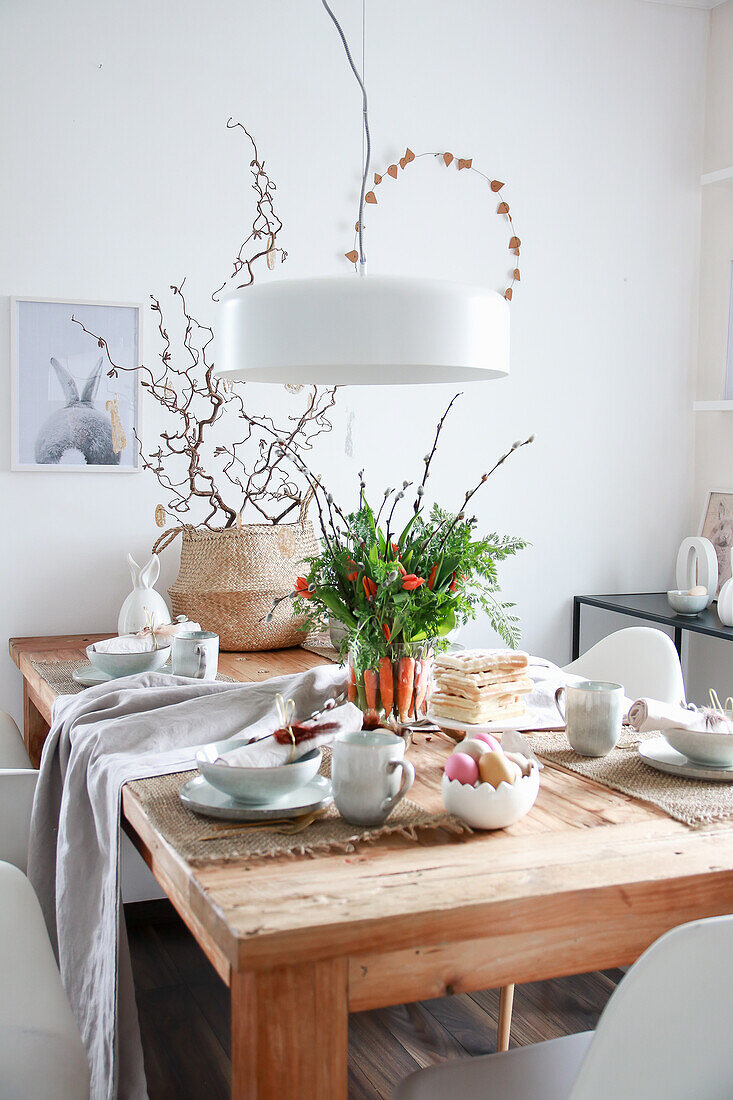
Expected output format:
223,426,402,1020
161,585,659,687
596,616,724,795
473,732,501,751
444,752,479,786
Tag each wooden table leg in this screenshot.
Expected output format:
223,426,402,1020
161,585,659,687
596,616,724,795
231,957,348,1099
497,983,515,1052
23,682,50,768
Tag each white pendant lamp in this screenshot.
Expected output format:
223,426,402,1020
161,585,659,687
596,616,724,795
218,275,509,386
216,2,510,387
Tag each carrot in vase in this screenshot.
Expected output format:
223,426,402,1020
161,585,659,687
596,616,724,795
414,659,430,715
397,656,416,723
363,668,380,729
379,656,394,722
348,662,357,703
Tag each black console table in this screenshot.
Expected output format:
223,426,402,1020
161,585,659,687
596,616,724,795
572,592,733,660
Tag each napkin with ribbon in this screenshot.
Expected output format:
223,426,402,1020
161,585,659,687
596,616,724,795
216,697,364,767
627,698,732,734
92,621,202,654
91,635,161,654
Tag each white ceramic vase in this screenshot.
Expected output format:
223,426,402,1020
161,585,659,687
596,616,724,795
718,555,733,627
675,536,718,608
117,554,171,634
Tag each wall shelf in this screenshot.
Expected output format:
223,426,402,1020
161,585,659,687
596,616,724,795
701,166,733,187
693,400,733,411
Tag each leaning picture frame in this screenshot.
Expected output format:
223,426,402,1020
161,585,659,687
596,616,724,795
10,296,143,472
699,488,733,598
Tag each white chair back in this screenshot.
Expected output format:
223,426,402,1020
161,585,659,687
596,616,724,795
569,915,733,1099
563,627,685,704
0,712,38,874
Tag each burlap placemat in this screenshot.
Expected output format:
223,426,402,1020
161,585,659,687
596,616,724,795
529,727,733,828
31,658,236,697
126,748,466,865
300,630,340,664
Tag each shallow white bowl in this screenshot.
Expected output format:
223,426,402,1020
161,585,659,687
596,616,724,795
661,726,733,768
441,763,540,829
86,643,171,678
666,590,708,616
196,741,322,804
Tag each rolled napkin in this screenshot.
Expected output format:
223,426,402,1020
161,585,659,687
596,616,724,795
92,634,165,655
137,618,201,642
216,700,364,767
627,698,732,734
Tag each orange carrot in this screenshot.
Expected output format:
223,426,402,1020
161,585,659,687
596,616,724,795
414,659,430,715
397,657,416,723
364,668,379,728
379,657,394,720
348,663,357,703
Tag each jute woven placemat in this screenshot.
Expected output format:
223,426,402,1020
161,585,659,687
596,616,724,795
127,748,466,865
31,658,236,697
530,727,733,828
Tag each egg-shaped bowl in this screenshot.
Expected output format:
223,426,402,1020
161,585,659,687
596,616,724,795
661,726,733,768
196,742,322,804
86,643,171,679
441,762,540,829
666,590,708,616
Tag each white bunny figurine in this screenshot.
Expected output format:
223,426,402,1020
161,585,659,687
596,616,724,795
35,357,121,465
118,554,171,635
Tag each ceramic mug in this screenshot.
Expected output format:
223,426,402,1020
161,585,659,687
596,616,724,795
554,680,624,757
172,631,219,680
332,729,415,826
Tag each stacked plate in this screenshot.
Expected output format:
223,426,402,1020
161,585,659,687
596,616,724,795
640,726,733,783
180,739,333,821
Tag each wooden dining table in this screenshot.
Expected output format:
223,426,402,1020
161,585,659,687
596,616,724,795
9,634,733,1098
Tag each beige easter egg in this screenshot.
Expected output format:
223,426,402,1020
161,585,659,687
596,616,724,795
688,585,707,597
504,750,532,777
453,738,490,763
478,750,518,788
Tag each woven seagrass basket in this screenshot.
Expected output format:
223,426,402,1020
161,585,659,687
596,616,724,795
153,515,319,652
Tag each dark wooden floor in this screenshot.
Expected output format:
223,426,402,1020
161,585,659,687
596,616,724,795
126,905,621,1099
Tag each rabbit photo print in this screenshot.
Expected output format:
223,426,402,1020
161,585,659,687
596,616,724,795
11,297,141,471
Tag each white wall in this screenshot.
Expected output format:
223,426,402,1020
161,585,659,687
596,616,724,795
688,0,733,702
0,0,707,722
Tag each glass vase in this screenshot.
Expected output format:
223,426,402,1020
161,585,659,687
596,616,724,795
348,641,435,730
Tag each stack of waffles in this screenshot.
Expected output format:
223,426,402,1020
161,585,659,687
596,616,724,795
431,649,533,725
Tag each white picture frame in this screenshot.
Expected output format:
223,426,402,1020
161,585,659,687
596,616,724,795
10,296,143,472
699,488,733,598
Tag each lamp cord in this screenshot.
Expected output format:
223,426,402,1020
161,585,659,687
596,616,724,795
320,0,370,273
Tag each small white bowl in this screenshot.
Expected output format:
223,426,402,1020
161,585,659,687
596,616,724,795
667,590,708,616
441,763,540,829
196,741,322,804
86,643,171,678
662,726,733,768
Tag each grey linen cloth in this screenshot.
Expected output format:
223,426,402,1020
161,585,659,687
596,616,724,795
27,663,347,1100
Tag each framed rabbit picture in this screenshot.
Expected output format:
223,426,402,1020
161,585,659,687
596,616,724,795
10,296,142,472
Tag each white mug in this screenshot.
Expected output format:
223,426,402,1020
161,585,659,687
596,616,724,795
555,679,624,757
332,730,415,826
171,631,219,680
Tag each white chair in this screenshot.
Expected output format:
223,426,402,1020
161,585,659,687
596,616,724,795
0,711,38,873
393,914,733,1099
563,626,685,705
0,711,90,1098
495,627,685,1052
